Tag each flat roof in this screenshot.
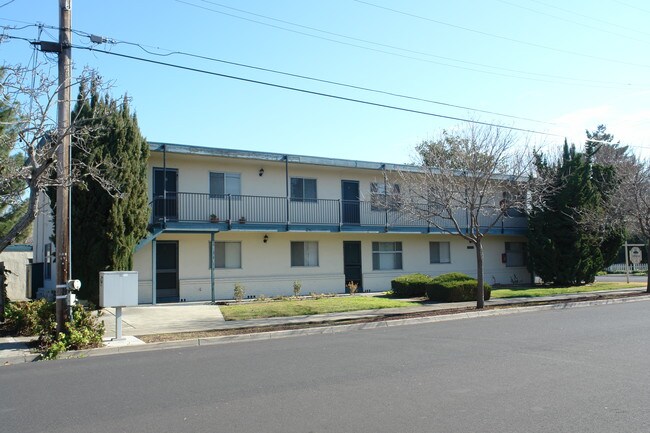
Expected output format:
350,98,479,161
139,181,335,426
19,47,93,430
149,141,423,173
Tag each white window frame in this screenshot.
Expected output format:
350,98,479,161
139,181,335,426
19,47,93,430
370,182,401,211
209,172,241,197
291,241,319,267
209,241,242,269
505,242,527,267
429,241,451,264
372,241,403,270
290,177,318,202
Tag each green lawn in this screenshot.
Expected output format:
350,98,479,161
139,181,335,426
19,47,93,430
220,296,419,321
219,282,644,321
491,282,642,298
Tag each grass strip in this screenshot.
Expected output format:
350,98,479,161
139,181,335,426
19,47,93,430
220,296,418,321
492,282,641,298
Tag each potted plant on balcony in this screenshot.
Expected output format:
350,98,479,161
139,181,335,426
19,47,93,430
238,216,246,224
210,214,219,223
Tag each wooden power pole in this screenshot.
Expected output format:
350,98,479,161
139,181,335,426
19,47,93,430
55,0,72,333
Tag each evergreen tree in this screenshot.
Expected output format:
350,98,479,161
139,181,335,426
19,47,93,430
528,139,624,285
0,79,29,243
65,78,149,304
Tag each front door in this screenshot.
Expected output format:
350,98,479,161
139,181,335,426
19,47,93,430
343,241,362,291
341,180,360,224
153,167,178,222
156,241,179,303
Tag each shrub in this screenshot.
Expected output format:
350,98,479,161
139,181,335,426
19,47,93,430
233,282,246,302
346,281,358,295
3,299,104,359
426,273,491,302
390,273,434,297
4,299,54,336
293,281,302,297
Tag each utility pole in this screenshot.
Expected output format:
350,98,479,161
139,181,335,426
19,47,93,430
55,0,72,333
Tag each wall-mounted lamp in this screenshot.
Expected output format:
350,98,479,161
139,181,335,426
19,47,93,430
263,234,269,243
259,168,265,176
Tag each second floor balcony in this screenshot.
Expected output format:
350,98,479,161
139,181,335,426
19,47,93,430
151,192,528,234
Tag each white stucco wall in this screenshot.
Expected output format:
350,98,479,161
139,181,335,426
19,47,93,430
133,231,530,303
0,249,32,300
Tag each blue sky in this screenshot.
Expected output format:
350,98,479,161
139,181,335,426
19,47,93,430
2,0,650,163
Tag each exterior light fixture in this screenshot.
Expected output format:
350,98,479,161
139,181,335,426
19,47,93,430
259,168,264,176
263,234,269,243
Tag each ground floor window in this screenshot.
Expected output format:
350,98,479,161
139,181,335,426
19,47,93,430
291,241,319,267
372,241,403,270
505,242,527,267
209,241,241,269
430,241,451,264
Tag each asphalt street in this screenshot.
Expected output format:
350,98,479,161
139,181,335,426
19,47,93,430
1,301,649,433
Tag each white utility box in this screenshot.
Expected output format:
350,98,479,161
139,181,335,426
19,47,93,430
99,271,139,308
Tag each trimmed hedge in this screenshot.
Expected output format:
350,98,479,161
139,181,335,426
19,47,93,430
426,273,492,302
390,273,434,297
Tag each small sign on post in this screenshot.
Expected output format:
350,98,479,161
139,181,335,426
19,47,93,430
99,271,138,340
629,247,643,265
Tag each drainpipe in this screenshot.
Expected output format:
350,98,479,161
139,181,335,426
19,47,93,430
152,238,157,305
210,232,215,302
163,143,167,227
285,155,290,230
382,164,388,232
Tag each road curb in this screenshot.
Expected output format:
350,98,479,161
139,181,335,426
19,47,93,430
5,293,650,364
51,293,650,361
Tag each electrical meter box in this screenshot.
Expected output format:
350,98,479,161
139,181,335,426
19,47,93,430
99,271,139,308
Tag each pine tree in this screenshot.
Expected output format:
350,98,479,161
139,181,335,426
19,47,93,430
0,79,29,243
65,78,149,305
528,139,624,285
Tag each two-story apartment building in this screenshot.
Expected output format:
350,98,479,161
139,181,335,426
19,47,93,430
32,142,530,304
129,142,530,303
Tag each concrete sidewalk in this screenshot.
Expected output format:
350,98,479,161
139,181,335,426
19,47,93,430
3,288,649,365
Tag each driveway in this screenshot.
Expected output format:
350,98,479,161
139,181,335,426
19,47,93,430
100,303,225,337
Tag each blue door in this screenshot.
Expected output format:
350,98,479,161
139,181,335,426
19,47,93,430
341,180,360,224
153,167,178,222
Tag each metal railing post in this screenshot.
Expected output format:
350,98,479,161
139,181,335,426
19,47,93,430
227,194,232,230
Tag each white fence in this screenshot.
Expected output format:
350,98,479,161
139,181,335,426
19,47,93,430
606,263,648,273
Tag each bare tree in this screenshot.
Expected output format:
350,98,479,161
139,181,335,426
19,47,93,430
623,157,650,292
397,123,535,308
0,63,118,253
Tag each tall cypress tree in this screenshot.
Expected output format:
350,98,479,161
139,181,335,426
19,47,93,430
67,78,149,304
0,78,29,243
528,140,623,285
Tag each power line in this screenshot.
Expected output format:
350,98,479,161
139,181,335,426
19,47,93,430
612,0,650,15
103,40,553,125
352,0,650,69
495,0,650,44
71,44,561,137
527,0,650,38
2,14,643,90
173,0,641,89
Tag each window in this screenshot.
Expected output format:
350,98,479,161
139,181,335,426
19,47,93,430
209,242,241,269
505,242,527,267
291,241,319,267
430,242,451,264
371,182,401,211
44,243,52,280
291,178,317,202
372,242,403,270
210,172,241,197
501,191,525,217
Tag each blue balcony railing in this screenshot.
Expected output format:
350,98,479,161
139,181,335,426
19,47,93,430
151,192,528,232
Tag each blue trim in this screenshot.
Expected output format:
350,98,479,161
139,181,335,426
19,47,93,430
151,221,526,236
3,244,33,252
